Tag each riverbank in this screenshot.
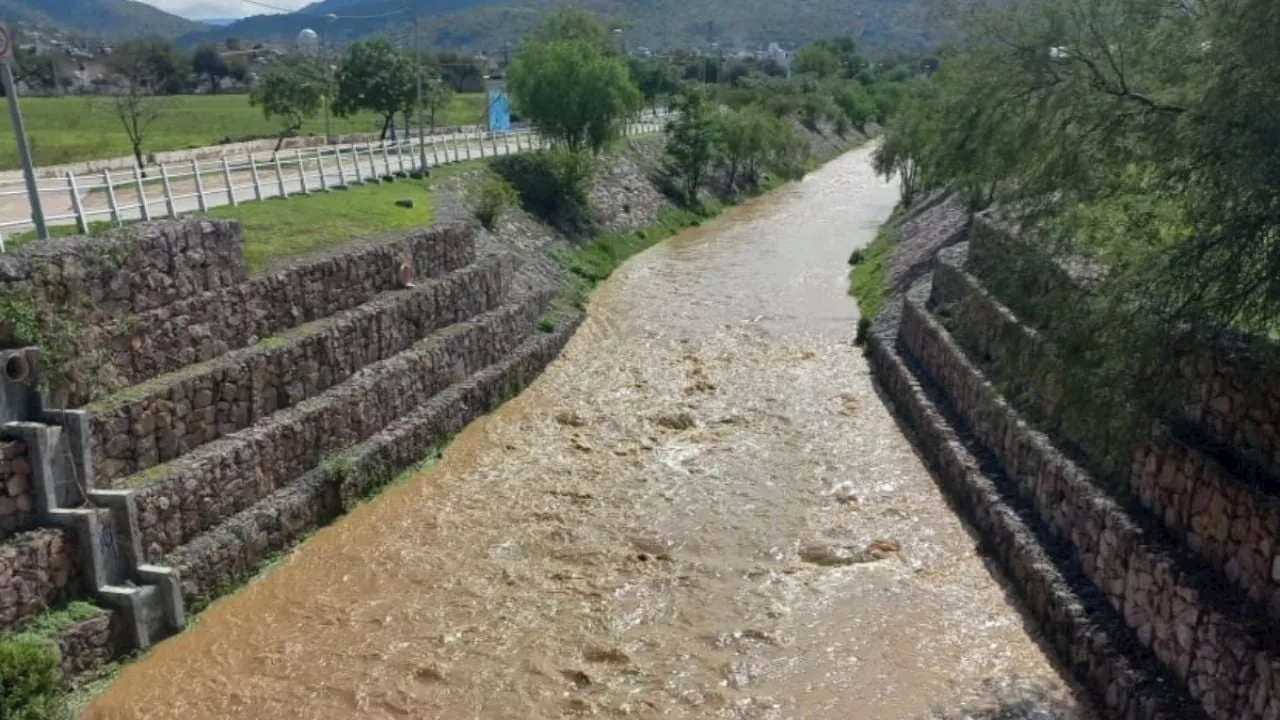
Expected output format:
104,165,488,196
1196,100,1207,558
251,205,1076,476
81,142,1090,720
1,120,873,718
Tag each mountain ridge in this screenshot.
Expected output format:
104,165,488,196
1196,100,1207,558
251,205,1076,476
0,0,205,39
180,0,941,57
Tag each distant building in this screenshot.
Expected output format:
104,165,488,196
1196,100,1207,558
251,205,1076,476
767,42,791,76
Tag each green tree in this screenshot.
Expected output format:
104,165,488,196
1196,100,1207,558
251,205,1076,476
629,58,682,114
530,7,617,52
833,83,876,131
104,39,176,168
813,37,864,78
423,77,454,131
334,38,416,140
664,88,718,205
192,44,231,93
251,54,328,151
716,105,775,191
792,44,842,79
508,39,641,154
5,48,69,95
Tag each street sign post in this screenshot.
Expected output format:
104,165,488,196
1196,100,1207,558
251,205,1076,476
0,22,49,240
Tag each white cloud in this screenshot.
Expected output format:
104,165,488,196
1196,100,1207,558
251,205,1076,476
137,0,312,20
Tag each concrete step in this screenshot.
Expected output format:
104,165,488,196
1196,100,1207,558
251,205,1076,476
897,291,1280,720
85,253,514,486
167,314,581,606
119,296,545,566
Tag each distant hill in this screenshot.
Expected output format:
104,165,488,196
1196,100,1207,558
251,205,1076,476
181,0,942,58
0,0,206,39
0,0,204,39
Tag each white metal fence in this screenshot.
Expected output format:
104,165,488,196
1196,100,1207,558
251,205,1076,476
0,112,668,249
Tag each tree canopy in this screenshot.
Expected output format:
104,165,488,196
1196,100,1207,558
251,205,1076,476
508,13,641,154
334,38,416,139
877,0,1280,334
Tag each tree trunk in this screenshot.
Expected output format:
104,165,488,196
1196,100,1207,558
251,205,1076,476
380,116,393,140
133,144,145,173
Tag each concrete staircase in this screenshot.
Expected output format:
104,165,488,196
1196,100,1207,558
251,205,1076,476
868,216,1280,719
0,220,575,661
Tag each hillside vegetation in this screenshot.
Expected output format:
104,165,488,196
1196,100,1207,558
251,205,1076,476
183,0,942,58
0,0,204,39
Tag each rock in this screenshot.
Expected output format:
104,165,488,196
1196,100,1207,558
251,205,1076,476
395,199,416,209
653,412,696,431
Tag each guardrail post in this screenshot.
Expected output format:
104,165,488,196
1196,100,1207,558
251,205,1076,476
249,153,264,201
191,159,208,213
221,157,237,206
66,172,88,233
102,170,120,225
337,146,349,186
295,150,309,194
159,163,177,219
431,139,440,167
316,149,329,191
133,165,152,221
395,140,406,174
380,141,392,177
366,142,378,180
353,145,365,183
274,153,289,198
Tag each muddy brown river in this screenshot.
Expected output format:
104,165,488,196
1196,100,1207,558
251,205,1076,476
85,146,1089,720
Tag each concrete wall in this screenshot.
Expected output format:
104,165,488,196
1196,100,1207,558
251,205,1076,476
898,296,1280,720
0,528,79,632
87,255,512,484
0,440,33,539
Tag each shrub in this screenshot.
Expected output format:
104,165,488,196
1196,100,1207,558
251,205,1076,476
0,641,61,720
474,176,519,230
493,149,596,233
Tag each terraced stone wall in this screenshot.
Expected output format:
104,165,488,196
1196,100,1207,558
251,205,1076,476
899,297,1280,720
87,255,511,485
967,215,1280,481
0,220,245,322
0,528,79,631
0,440,33,539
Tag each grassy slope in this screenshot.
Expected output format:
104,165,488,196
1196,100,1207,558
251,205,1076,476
0,94,489,171
205,178,434,275
848,203,904,329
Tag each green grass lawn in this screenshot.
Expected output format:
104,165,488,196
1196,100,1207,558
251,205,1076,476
205,177,434,275
0,93,490,171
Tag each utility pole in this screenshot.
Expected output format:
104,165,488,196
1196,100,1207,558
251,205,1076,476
415,12,426,172
0,23,47,240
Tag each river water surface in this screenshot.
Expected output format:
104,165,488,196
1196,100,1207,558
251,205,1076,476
85,146,1088,720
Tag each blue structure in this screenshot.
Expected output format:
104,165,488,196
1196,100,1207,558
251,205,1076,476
488,90,511,132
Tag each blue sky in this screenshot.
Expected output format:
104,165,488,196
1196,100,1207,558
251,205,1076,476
138,0,311,20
